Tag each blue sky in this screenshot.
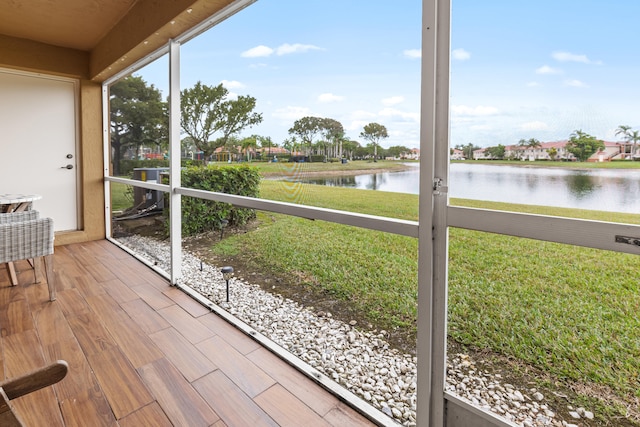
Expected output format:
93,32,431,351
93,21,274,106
139,0,640,149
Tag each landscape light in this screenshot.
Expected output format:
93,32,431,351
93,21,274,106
221,266,234,302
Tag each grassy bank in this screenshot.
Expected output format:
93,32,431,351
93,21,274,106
249,159,414,177
455,159,640,169
211,180,639,419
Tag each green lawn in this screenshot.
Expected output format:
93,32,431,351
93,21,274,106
211,180,640,417
110,181,133,212
246,159,414,177
454,159,640,169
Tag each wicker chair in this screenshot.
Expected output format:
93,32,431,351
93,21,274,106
0,217,55,301
0,211,39,224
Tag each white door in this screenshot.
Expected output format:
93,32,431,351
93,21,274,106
0,70,78,231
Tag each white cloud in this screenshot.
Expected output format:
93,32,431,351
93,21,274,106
451,105,500,116
564,79,588,88
221,80,245,89
318,93,344,103
276,43,322,55
241,43,322,58
350,110,377,120
382,96,405,106
226,91,239,100
378,107,419,122
536,65,562,75
470,124,492,131
452,48,471,61
552,51,601,64
521,121,549,131
272,106,311,120
347,120,371,133
526,81,541,87
241,45,274,58
403,49,421,59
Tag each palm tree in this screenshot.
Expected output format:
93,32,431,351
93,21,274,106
241,136,259,162
615,125,632,158
630,130,640,159
527,138,541,159
517,138,541,160
527,138,541,148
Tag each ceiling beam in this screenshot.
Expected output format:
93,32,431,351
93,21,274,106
0,34,89,79
90,0,236,81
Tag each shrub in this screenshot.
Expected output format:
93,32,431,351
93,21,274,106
178,164,260,236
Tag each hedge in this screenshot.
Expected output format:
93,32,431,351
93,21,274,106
177,164,260,236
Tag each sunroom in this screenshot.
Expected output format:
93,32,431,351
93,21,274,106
1,1,638,426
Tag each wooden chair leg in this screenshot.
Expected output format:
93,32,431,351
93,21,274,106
0,388,22,427
33,257,42,284
6,262,18,286
43,255,55,301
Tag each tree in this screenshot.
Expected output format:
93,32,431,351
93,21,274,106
527,138,542,148
360,123,388,162
282,136,299,157
486,144,505,159
616,125,638,158
548,146,558,160
387,145,411,158
110,75,167,175
455,143,479,160
180,81,262,160
517,138,541,160
566,130,604,162
319,118,344,161
257,135,274,160
288,116,323,160
240,135,260,162
629,130,640,159
342,138,360,160
615,125,631,142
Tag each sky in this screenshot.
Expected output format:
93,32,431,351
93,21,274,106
137,0,640,150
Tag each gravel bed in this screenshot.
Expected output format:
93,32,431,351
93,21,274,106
117,235,593,427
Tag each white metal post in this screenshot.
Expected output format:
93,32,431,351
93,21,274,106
169,39,182,284
431,0,452,424
417,0,438,424
417,0,451,425
102,84,112,238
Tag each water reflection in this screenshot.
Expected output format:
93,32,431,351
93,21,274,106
566,172,597,199
296,163,640,214
306,176,358,187
364,173,388,191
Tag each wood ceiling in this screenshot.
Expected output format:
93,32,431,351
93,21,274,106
0,0,138,51
0,0,243,80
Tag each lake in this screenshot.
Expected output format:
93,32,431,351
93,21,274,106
298,163,640,214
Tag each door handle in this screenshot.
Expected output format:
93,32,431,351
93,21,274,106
61,164,74,170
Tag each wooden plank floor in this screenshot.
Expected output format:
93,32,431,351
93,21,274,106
0,240,375,426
